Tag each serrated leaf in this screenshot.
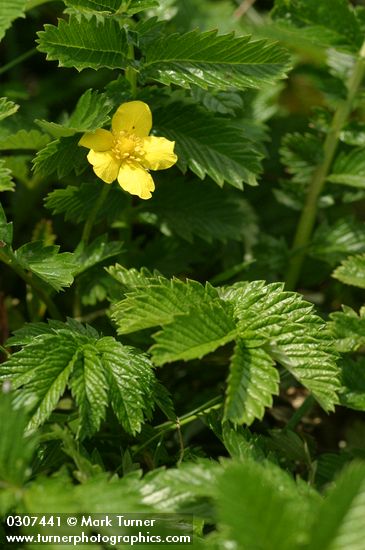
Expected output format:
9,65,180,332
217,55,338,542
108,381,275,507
142,30,290,90
0,201,13,244
0,97,19,121
327,148,365,188
315,452,351,488
45,182,128,222
151,301,237,365
36,89,113,138
15,241,77,291
339,357,365,411
73,235,124,275
223,281,340,410
0,0,26,41
141,176,257,242
107,264,158,291
0,159,14,192
97,338,155,433
69,344,108,438
191,87,244,115
37,15,130,71
0,393,37,486
308,462,365,550
2,321,157,437
272,0,363,51
280,132,322,184
1,332,80,431
310,217,365,266
329,306,365,352
0,129,50,150
333,253,365,288
224,341,279,425
154,103,262,188
33,135,87,178
217,461,317,550
111,277,218,334
64,0,158,15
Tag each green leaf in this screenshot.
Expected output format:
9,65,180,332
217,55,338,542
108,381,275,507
69,344,109,438
190,87,244,116
141,176,258,242
339,357,365,411
308,462,365,550
37,15,130,71
0,159,14,192
142,30,290,90
0,129,50,150
0,0,26,41
327,148,365,188
107,264,159,292
141,459,219,513
224,341,279,425
0,97,19,121
280,132,322,184
110,276,218,334
217,460,317,550
35,89,113,138
64,0,158,15
310,217,365,266
96,338,156,434
151,300,237,365
153,103,263,188
33,135,87,178
15,241,77,291
0,393,37,486
2,331,79,431
73,235,124,275
2,320,157,437
45,182,128,223
0,201,13,245
332,253,365,288
272,0,363,51
329,305,365,352
224,281,340,410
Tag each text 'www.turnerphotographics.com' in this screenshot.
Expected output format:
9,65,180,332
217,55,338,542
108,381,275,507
3,513,193,546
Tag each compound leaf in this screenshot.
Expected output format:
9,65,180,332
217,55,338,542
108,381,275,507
224,281,340,410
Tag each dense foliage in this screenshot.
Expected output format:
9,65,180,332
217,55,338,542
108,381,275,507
2,0,365,548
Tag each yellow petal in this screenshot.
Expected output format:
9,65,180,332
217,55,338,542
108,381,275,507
87,150,120,183
142,136,178,170
117,162,155,200
79,129,113,151
112,101,152,138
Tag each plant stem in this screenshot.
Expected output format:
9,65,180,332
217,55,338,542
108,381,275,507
81,184,111,245
285,40,365,290
286,394,315,431
0,47,37,76
0,249,62,320
134,396,223,454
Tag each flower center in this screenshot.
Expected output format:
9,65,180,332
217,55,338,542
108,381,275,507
111,130,144,163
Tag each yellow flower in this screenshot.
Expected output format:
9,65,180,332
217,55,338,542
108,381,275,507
79,101,177,200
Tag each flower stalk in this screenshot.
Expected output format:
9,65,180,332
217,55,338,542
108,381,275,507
285,39,365,290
